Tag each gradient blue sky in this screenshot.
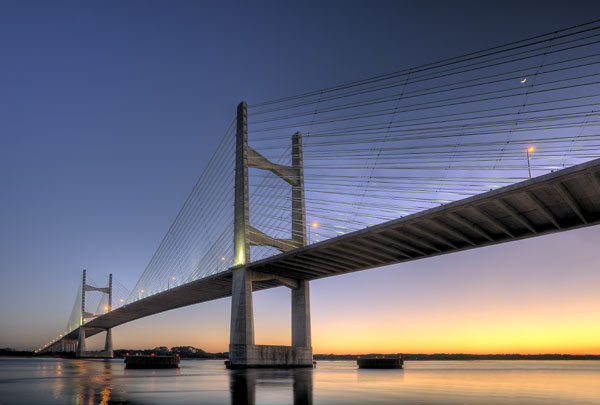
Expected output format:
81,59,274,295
1,0,599,353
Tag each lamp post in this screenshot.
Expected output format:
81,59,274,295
527,146,535,179
168,276,175,289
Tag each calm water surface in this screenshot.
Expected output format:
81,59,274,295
0,358,599,404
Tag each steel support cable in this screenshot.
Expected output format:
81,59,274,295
251,214,359,238
253,206,393,228
250,92,600,143
145,180,234,292
250,76,600,137
251,99,600,146
293,182,509,194
251,189,294,255
253,121,600,153
292,128,600,158
134,145,232,292
128,122,235,301
255,187,474,203
252,111,600,154
246,147,296,262
296,145,600,166
250,178,293,245
132,146,234,296
253,150,599,170
249,34,600,118
139,135,234,285
146,198,233,294
307,177,520,186
351,69,412,227
187,219,235,281
562,104,600,166
249,20,600,108
251,221,355,243
258,206,399,229
249,53,600,123
132,133,233,289
250,76,600,134
252,177,487,194
250,174,517,186
143,137,234,282
289,144,600,160
250,98,600,146
256,212,379,233
250,190,462,209
291,176,517,187
254,182,498,197
496,35,556,170
299,144,600,159
252,191,454,210
250,111,600,155
187,232,234,281
297,152,600,166
253,181,498,197
300,172,524,181
66,285,82,333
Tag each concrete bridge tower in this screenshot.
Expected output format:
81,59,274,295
229,101,312,368
76,269,114,358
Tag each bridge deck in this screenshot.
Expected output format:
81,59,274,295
63,158,600,342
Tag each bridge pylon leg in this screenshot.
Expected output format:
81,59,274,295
76,326,86,357
229,267,255,366
292,280,311,348
104,328,114,358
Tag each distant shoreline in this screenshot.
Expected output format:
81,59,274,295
315,354,600,361
2,348,599,361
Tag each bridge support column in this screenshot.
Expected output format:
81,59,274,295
292,280,311,348
76,327,86,357
104,329,113,358
229,267,255,365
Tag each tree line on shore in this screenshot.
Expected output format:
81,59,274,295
2,346,599,360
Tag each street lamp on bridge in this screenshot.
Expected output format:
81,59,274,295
527,146,535,179
308,222,318,244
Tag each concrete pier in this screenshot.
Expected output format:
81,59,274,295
76,326,86,357
228,267,313,368
104,328,113,358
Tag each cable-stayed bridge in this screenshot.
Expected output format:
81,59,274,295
39,21,600,367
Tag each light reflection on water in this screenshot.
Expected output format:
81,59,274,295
0,358,599,404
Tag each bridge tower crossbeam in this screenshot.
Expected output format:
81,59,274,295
229,101,312,368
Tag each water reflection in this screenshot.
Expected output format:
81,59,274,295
66,360,118,405
229,368,313,405
2,358,600,404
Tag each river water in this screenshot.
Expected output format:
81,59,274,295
0,358,599,404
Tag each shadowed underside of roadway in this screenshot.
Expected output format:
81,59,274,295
67,158,600,341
